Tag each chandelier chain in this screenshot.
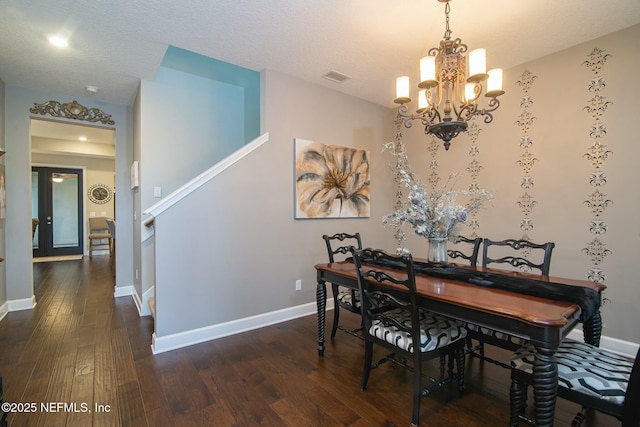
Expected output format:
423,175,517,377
444,2,452,40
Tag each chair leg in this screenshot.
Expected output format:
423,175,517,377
442,355,449,379
455,347,465,394
571,406,589,427
411,352,422,427
89,240,93,258
330,284,340,339
361,340,373,391
509,379,527,427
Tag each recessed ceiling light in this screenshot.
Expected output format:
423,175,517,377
85,85,99,95
79,136,87,142
48,35,68,48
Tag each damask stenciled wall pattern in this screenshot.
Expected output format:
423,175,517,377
581,48,613,285
514,70,540,267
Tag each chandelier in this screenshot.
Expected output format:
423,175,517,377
394,0,505,150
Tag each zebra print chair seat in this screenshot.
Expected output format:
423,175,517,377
509,340,640,426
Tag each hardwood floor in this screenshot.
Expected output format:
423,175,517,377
0,257,621,426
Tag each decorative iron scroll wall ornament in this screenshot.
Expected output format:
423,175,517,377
582,48,613,284
514,70,540,269
29,100,115,125
393,0,504,150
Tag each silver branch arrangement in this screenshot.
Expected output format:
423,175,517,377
382,142,492,243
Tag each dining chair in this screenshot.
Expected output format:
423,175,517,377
467,238,556,366
105,218,116,275
88,217,113,258
351,247,467,427
481,238,555,275
509,340,640,426
322,233,363,339
447,235,483,266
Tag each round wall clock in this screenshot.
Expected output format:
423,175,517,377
88,183,113,204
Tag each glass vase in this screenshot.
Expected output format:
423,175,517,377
427,237,448,265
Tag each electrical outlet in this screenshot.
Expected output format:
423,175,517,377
295,279,302,291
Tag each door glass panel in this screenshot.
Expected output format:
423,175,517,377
52,173,79,248
32,171,40,250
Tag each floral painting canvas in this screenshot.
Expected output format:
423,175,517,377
295,139,370,218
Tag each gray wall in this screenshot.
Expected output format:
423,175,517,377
152,69,396,337
147,25,640,349
133,62,250,312
3,86,134,304
398,24,640,345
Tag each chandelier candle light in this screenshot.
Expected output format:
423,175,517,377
394,0,505,150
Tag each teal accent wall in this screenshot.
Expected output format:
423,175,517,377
160,46,260,144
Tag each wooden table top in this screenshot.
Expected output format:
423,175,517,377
316,261,605,328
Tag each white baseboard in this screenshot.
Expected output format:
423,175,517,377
132,291,142,315
147,299,639,359
114,285,133,298
151,299,326,354
7,295,36,311
567,328,638,359
0,301,8,322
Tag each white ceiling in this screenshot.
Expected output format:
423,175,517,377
30,119,115,144
1,0,640,112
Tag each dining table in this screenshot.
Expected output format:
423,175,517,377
314,257,606,427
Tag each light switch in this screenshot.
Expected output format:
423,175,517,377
154,187,162,198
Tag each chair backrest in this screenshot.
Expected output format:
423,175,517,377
447,236,483,266
482,238,555,275
105,219,116,237
623,346,640,426
32,218,39,239
351,248,418,343
89,217,110,234
322,233,363,262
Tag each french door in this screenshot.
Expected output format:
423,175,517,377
32,167,84,257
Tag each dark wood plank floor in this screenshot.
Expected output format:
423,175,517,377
0,257,621,426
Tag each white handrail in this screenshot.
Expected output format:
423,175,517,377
143,132,269,221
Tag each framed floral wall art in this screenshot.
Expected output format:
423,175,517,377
294,138,370,218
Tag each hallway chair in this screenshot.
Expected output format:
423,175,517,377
88,217,113,258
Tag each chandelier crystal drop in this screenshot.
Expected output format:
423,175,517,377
394,0,505,150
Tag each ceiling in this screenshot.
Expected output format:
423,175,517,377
1,0,639,112
30,119,115,144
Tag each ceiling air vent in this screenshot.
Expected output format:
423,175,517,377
322,70,351,84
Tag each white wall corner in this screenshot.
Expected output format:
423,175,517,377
7,295,36,312
114,285,133,298
0,301,9,322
